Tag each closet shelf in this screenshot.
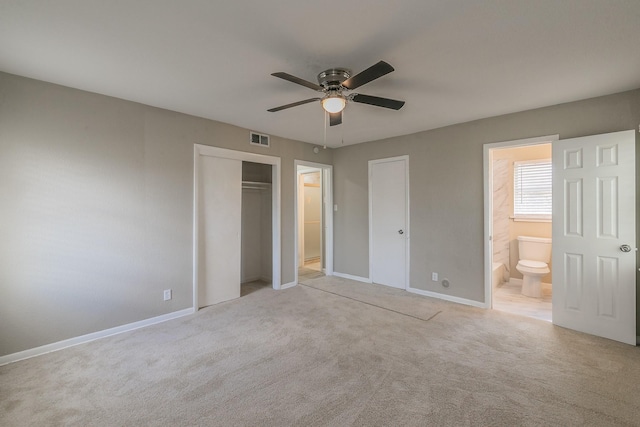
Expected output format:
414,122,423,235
242,181,272,190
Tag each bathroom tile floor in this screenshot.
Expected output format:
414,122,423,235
493,280,552,322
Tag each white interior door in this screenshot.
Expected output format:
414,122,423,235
552,130,636,344
370,156,409,289
198,155,242,307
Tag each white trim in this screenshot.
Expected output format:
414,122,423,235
194,144,282,311
0,308,194,366
281,281,297,290
483,135,559,310
333,271,372,283
407,286,486,309
368,155,410,290
294,160,334,286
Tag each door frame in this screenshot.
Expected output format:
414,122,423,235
294,160,333,284
482,134,559,309
368,155,410,289
193,144,281,310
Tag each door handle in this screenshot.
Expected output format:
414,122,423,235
620,244,632,252
398,229,404,235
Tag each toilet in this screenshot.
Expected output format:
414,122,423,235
516,236,551,298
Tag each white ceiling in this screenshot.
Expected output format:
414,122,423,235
2,1,640,148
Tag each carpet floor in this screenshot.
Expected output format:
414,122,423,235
1,276,639,426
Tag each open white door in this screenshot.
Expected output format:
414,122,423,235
198,155,242,307
552,130,636,344
369,156,409,289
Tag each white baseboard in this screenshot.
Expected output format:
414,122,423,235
280,281,297,290
0,307,195,366
407,286,487,309
332,272,372,283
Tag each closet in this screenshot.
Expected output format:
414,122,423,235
196,145,280,309
241,162,272,286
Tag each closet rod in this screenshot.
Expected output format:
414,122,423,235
242,181,272,190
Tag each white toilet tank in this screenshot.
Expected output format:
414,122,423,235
517,236,552,263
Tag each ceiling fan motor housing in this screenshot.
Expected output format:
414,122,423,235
317,68,351,90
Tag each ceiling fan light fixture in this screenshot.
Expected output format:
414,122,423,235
321,95,346,113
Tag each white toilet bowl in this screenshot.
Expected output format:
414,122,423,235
516,236,552,298
516,260,549,298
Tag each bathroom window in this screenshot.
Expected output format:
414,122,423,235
513,159,552,221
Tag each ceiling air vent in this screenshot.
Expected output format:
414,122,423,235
250,131,270,148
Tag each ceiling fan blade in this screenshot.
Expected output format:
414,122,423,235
329,111,342,126
341,61,395,90
271,72,324,91
267,98,321,112
351,94,405,110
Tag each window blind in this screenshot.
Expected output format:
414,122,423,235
513,159,552,219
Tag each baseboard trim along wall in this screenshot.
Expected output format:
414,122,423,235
407,286,487,309
333,272,372,283
0,307,195,366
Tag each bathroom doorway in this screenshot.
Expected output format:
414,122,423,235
295,161,333,284
484,136,555,322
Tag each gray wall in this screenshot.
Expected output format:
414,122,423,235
0,72,332,356
2,69,639,357
333,89,640,310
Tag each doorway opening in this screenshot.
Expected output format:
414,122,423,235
484,136,556,322
485,131,636,344
241,161,273,296
295,161,333,284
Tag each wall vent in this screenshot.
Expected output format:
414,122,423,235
250,131,270,148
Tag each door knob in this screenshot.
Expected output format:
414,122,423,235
398,229,404,235
620,244,632,252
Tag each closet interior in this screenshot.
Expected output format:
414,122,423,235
241,161,272,293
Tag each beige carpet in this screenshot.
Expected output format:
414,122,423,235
2,276,639,426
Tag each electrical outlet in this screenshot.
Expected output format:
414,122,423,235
431,272,438,281
163,289,172,301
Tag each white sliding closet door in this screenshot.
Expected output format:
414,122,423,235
198,155,242,307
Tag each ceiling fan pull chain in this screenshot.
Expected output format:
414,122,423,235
324,110,327,147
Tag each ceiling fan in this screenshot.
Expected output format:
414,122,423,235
267,60,405,126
